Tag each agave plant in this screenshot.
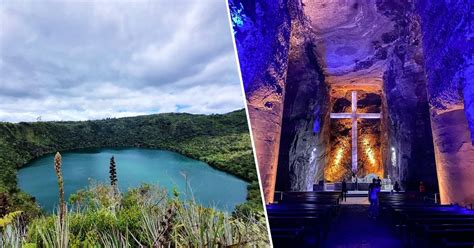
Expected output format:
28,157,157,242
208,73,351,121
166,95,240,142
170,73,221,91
0,211,26,248
172,201,227,247
138,202,175,247
99,229,131,248
35,211,69,248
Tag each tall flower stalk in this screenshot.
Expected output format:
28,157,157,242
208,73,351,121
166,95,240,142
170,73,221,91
54,152,65,222
109,156,118,198
109,156,117,187
54,152,68,248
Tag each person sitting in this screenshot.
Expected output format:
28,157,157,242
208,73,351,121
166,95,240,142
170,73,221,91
394,181,400,192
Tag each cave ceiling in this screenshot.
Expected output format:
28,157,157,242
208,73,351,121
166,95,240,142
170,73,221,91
301,0,395,88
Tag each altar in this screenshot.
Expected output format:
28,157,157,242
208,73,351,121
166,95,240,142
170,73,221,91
314,173,393,192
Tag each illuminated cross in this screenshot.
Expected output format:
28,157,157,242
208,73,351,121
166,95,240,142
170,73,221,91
330,91,381,173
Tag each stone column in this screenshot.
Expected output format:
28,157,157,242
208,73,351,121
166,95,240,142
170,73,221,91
431,109,474,205
229,0,291,203
248,93,286,203
417,0,474,205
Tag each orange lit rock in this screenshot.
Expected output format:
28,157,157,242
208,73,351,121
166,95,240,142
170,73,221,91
431,109,474,205
248,89,286,204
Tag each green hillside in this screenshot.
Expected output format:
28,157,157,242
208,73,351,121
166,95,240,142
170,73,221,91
0,109,262,216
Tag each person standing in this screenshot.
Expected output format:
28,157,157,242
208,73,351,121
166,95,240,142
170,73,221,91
419,181,426,194
341,179,348,202
368,178,381,218
376,177,382,187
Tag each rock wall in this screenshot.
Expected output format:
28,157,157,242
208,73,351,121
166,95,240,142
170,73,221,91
378,1,438,191
229,0,291,203
276,0,329,191
416,0,474,205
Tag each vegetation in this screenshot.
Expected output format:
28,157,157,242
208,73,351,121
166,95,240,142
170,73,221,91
1,183,269,247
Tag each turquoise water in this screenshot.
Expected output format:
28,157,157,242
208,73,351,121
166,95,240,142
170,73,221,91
17,148,248,212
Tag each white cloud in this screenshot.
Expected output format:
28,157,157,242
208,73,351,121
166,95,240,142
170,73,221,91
0,0,243,122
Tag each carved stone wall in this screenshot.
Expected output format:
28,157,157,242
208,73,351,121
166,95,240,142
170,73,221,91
417,0,474,205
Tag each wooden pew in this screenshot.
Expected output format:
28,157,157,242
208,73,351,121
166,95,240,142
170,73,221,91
380,193,474,247
267,191,340,247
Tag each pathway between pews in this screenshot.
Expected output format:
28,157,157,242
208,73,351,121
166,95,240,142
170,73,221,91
324,204,402,248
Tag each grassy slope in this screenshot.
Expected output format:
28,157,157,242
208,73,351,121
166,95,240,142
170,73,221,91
0,109,262,214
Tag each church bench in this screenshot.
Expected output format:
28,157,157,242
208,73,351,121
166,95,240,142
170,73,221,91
281,193,341,198
388,205,457,210
281,194,341,198
267,209,330,216
281,197,340,201
391,208,461,216
421,229,474,248
268,202,338,208
271,227,305,248
381,204,458,219
280,194,340,201
379,193,474,247
404,216,474,227
407,223,474,246
269,191,340,247
407,217,474,226
400,212,473,219
382,205,458,217
275,191,341,201
281,191,342,195
381,201,435,206
279,193,341,201
280,199,340,205
386,207,474,241
422,224,474,230
442,238,474,248
383,205,464,220
268,216,324,247
272,234,303,248
267,207,334,224
268,203,339,216
268,216,321,227
391,210,471,227
402,218,474,243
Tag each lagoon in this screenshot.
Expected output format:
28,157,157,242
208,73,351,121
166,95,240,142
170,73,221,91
17,148,248,212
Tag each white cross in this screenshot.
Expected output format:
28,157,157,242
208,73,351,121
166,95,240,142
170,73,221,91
330,91,381,173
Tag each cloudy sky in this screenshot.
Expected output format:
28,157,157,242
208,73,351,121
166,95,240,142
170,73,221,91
0,0,244,122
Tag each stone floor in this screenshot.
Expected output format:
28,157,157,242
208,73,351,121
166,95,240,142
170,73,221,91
324,205,402,248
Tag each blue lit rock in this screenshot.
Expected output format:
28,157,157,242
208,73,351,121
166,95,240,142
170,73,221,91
277,1,329,191
379,1,438,191
417,0,474,205
230,0,291,203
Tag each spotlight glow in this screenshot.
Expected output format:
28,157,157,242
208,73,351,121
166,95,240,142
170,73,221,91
363,138,376,166
334,147,344,167
391,147,397,167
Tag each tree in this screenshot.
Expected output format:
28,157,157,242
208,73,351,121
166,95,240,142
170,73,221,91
0,192,9,217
